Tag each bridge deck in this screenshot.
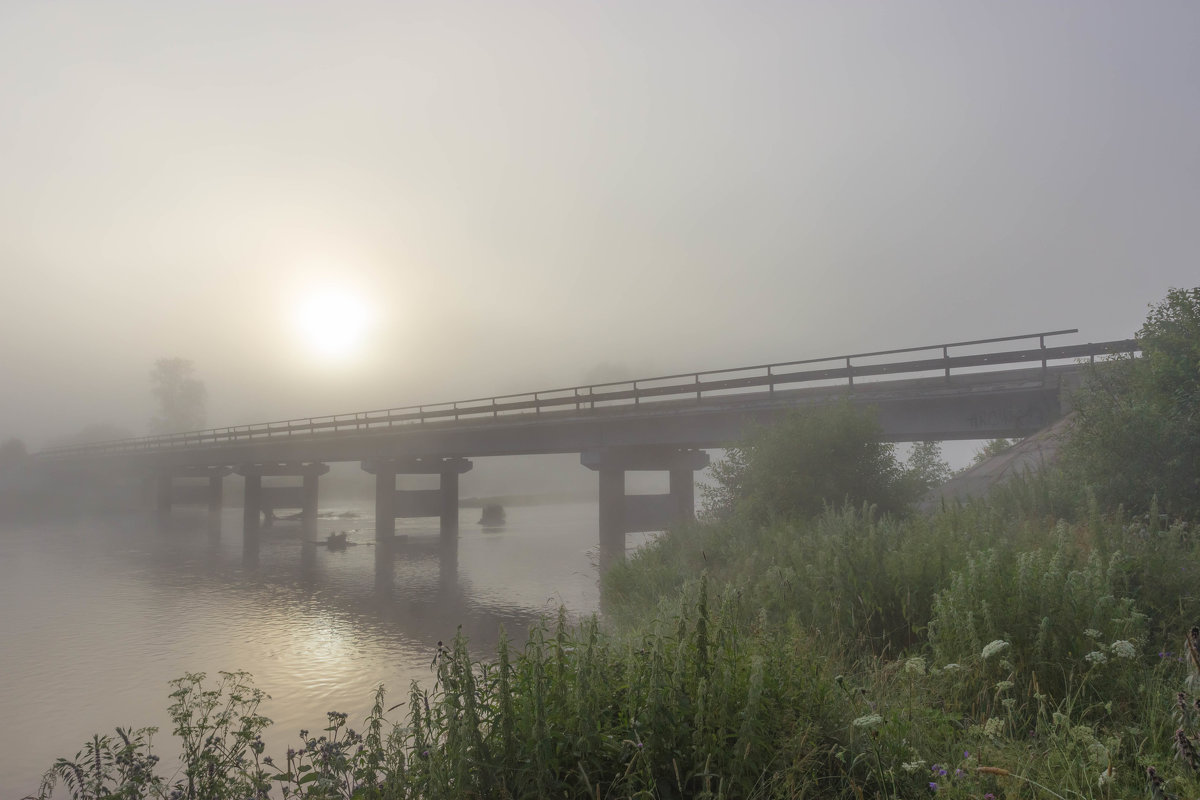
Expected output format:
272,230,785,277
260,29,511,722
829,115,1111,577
41,332,1137,468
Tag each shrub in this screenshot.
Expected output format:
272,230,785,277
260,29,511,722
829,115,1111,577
701,402,915,523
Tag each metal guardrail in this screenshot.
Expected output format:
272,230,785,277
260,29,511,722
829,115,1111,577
40,330,1138,458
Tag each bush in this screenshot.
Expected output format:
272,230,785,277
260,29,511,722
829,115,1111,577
701,402,916,523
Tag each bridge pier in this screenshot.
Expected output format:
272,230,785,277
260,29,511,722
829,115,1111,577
236,463,330,540
362,457,473,541
151,467,232,523
582,447,709,572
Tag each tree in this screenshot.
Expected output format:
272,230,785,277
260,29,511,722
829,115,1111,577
903,440,953,493
1063,287,1200,517
701,402,912,523
971,438,1015,465
150,358,207,434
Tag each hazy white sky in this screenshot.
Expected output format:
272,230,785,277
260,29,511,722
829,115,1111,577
2,1,1198,447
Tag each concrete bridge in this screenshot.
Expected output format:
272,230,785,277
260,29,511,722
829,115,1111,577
40,330,1136,570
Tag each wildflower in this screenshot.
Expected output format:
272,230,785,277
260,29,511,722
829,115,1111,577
1097,766,1116,787
981,640,1010,660
931,764,947,777
901,760,927,773
994,680,1014,692
1085,650,1108,665
1111,640,1137,659
1161,650,1175,659
853,714,883,729
1084,628,1102,639
929,782,938,792
955,768,965,778
983,717,1004,738
905,656,927,675
941,663,963,672
984,794,996,800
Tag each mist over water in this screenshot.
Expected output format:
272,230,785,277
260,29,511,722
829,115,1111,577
0,502,612,796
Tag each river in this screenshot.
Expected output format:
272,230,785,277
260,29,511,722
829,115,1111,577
0,501,629,796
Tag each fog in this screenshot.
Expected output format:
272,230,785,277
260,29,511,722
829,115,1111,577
2,1,1197,449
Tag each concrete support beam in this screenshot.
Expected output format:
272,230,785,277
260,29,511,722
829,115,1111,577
582,447,709,572
236,463,329,539
362,457,472,541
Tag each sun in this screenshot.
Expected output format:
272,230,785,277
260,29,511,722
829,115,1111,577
291,286,374,362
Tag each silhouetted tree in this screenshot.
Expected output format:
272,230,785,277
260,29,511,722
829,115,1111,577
150,358,207,434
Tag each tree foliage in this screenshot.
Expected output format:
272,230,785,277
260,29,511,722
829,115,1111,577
150,358,207,434
701,402,918,522
971,438,1014,465
1063,286,1200,517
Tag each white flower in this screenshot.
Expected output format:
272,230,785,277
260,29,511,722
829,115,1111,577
941,663,964,672
1111,640,1137,659
852,714,883,729
1085,650,1109,665
994,680,1014,692
1097,767,1116,788
981,640,1010,660
905,657,926,675
901,760,927,774
1084,628,1103,640
983,717,1004,738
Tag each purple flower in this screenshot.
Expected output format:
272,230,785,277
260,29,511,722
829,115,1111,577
984,795,996,800
929,782,938,792
955,769,965,778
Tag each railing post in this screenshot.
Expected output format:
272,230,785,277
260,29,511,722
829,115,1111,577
767,366,774,394
634,381,639,406
454,402,460,421
492,399,497,418
420,406,426,424
695,375,701,401
1040,334,1047,375
943,346,950,381
846,357,854,388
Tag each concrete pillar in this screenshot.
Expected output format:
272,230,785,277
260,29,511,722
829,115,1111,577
670,468,696,521
302,472,319,537
582,447,710,573
440,468,460,536
156,475,172,515
598,468,626,573
236,463,328,539
374,466,396,541
208,475,224,516
243,473,262,541
362,457,472,543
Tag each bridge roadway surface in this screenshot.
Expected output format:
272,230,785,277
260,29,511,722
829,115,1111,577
43,333,1137,471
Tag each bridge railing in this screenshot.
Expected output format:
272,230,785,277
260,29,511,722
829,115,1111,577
40,330,1138,458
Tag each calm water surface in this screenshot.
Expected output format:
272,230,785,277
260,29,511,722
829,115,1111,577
0,502,628,796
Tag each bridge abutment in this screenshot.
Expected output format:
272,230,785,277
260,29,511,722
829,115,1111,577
236,463,330,540
362,457,473,541
582,447,709,572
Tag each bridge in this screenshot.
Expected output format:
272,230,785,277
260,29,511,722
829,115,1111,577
40,330,1136,569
